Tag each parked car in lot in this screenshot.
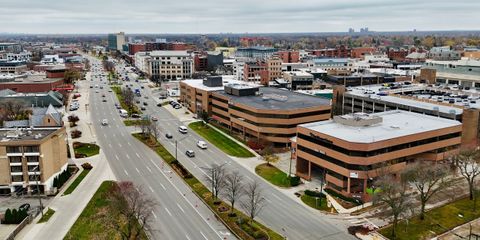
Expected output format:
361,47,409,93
185,150,195,158
174,104,181,109
197,141,207,149
131,114,141,118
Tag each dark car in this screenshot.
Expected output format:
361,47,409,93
19,203,30,212
141,106,146,110
102,99,107,102
131,114,141,118
157,103,163,107
143,102,148,106
165,133,173,139
186,150,195,158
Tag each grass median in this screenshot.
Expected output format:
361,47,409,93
63,169,90,195
188,121,254,158
64,181,147,240
123,119,149,126
111,86,141,115
378,193,480,240
132,133,283,240
37,208,55,223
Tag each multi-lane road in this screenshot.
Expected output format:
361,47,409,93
86,59,235,240
86,56,354,240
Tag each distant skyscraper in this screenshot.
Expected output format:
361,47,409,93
107,32,126,51
348,28,355,33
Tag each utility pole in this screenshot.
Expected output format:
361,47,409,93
33,165,43,217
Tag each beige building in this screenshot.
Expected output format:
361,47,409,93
0,127,68,195
267,57,282,82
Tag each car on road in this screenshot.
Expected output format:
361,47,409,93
143,102,148,106
151,116,158,121
165,133,173,139
108,89,112,92
174,104,181,109
102,99,107,102
197,141,207,149
140,106,146,110
156,103,163,107
135,100,140,104
144,96,149,99
100,86,103,89
101,119,108,125
185,150,195,158
178,126,188,134
169,101,178,106
141,86,145,89
90,86,93,88
159,95,167,99
102,93,105,97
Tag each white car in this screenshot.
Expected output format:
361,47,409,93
197,141,207,149
178,126,188,134
101,119,108,126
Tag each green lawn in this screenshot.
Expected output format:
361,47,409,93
37,208,55,223
133,133,283,240
73,143,100,158
188,122,254,158
64,181,147,240
63,169,91,195
255,163,294,188
110,86,141,115
379,195,480,240
301,194,335,212
124,119,149,126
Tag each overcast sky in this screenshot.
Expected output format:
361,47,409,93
2,0,479,34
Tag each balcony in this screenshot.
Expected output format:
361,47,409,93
24,152,40,157
11,172,23,176
27,162,39,166
6,152,22,157
28,171,41,175
9,162,22,166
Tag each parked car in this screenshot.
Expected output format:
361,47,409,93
131,114,141,118
19,203,30,212
185,150,195,158
197,141,207,149
174,104,181,109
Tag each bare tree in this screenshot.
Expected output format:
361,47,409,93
121,88,135,114
0,100,29,122
374,175,411,240
139,119,151,137
204,164,226,203
453,149,480,210
147,121,160,142
402,162,450,220
241,181,265,223
108,181,157,240
223,171,245,216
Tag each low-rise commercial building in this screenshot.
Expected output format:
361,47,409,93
282,71,314,90
294,111,462,200
148,51,194,81
0,127,68,195
0,61,28,74
180,78,331,146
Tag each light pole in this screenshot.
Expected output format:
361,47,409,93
175,135,190,161
32,165,44,217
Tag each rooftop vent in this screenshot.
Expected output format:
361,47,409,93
333,113,383,127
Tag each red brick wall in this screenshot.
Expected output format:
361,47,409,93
0,79,64,93
129,43,146,55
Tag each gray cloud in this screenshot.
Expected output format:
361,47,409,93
1,0,479,33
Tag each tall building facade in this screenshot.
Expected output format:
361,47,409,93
108,32,126,51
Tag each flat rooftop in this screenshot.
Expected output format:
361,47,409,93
0,75,62,84
0,128,59,142
300,110,461,143
182,76,259,92
216,87,331,110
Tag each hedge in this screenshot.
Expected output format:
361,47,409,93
325,188,363,205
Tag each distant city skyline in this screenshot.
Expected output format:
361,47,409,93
1,0,480,34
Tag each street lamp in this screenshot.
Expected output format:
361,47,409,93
31,165,44,217
174,135,190,161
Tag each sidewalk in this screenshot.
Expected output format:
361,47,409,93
17,74,117,240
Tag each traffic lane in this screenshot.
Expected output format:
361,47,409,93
89,80,229,240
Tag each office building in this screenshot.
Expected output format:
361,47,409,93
294,111,462,200
108,32,126,51
282,71,314,90
0,127,68,195
236,47,277,60
0,61,28,74
277,51,300,63
148,51,194,81
427,46,461,61
0,43,22,53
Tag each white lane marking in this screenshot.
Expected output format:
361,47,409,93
245,175,254,181
115,155,119,160
176,203,185,213
124,170,129,176
136,153,140,158
118,143,122,148
120,132,125,137
272,193,282,201
185,234,191,240
127,141,131,146
112,133,115,137
152,210,157,219
135,167,140,173
108,143,112,148
126,154,130,159
146,166,152,173
160,183,166,190
103,133,106,137
164,207,172,216
200,231,208,240
148,186,154,193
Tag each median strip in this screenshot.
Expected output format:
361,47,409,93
132,133,283,240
